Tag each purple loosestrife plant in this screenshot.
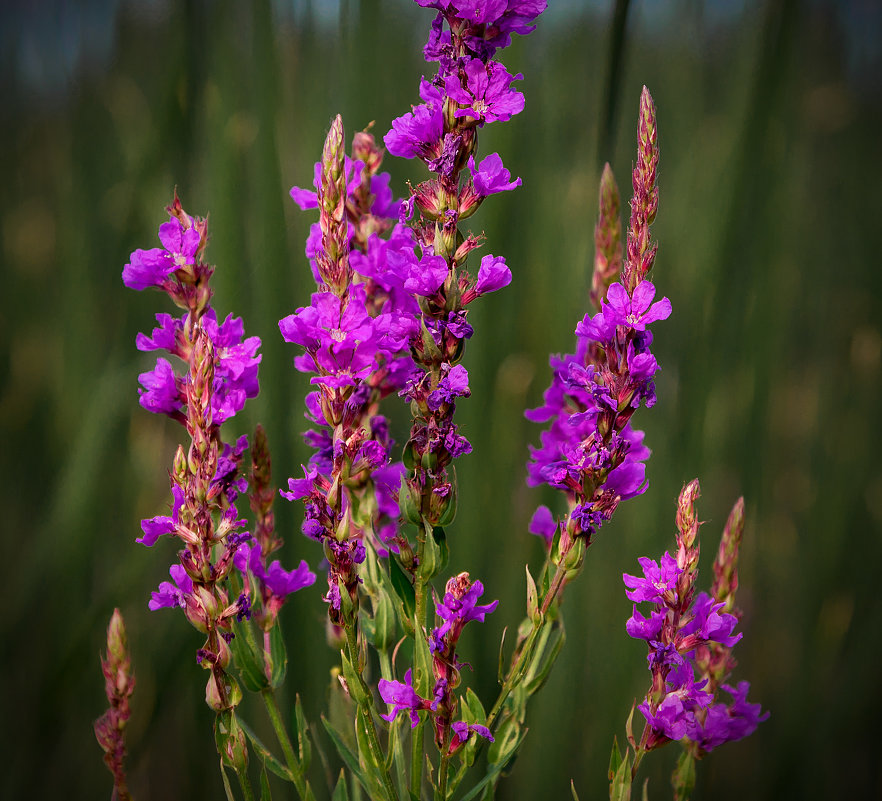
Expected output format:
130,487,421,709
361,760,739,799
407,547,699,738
99,4,767,800
613,483,768,799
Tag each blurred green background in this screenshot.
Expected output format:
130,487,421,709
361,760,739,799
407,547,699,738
2,0,880,798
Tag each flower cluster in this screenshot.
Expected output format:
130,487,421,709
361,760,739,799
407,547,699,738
527,89,668,563
124,195,314,709
382,0,543,560
280,117,412,625
379,572,496,755
624,481,768,754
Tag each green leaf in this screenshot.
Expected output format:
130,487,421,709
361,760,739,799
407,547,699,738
671,750,696,801
458,688,488,769
388,554,416,621
609,751,632,801
571,779,581,801
458,767,503,801
238,716,294,782
332,768,351,801
524,619,566,696
294,694,311,774
269,623,288,688
219,758,237,801
608,735,623,782
437,468,458,526
322,715,372,797
340,649,371,707
230,620,270,692
260,763,273,801
497,626,508,684
412,606,434,698
355,709,389,800
487,714,525,771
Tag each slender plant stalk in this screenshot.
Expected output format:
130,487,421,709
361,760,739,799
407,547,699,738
379,648,409,799
261,688,315,801
235,766,257,801
411,573,428,799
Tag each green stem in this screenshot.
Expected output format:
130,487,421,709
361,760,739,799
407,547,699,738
411,574,428,800
261,687,315,801
345,624,399,801
380,649,409,800
436,753,451,801
235,766,256,801
485,561,567,731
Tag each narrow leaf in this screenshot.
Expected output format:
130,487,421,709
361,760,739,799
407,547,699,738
322,715,372,797
571,779,581,801
219,759,237,801
269,623,288,688
332,768,351,801
294,694,312,773
260,763,273,801
238,716,294,782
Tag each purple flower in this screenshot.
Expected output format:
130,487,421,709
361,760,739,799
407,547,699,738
444,58,524,125
468,153,522,196
148,564,193,611
378,669,426,727
427,364,471,410
137,484,185,546
433,576,498,650
691,681,770,752
604,281,672,332
235,540,316,600
123,216,200,291
449,720,494,753
475,254,511,295
528,505,556,544
137,357,181,416
625,604,666,642
385,103,445,161
623,552,681,604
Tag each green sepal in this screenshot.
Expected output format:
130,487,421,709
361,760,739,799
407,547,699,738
215,709,248,773
398,474,423,525
412,606,434,698
268,623,288,688
671,750,696,801
609,750,632,801
230,620,270,692
260,762,272,801
238,715,295,782
322,715,372,797
436,467,458,526
294,694,312,774
524,619,566,696
416,519,443,581
332,769,351,801
340,649,371,707
525,564,540,626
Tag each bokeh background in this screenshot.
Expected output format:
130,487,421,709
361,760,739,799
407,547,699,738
3,0,881,798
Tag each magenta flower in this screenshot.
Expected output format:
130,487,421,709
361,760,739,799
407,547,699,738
445,58,524,125
122,216,201,291
604,281,672,332
468,152,522,196
475,254,511,294
148,564,194,611
378,669,428,727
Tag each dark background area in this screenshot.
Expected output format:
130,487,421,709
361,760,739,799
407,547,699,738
2,0,881,799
